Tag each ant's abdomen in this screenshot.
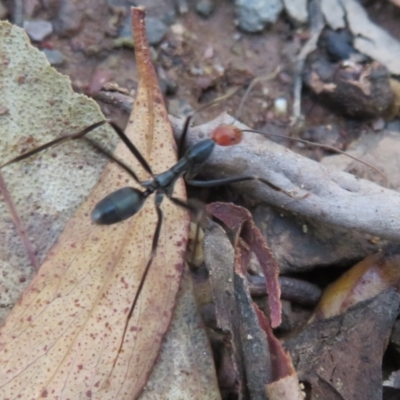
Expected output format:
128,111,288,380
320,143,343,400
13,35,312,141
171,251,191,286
91,187,146,225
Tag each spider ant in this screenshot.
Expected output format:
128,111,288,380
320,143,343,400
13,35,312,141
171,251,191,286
1,107,383,365
1,113,302,361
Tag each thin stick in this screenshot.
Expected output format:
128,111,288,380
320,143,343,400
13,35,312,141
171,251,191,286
235,66,282,122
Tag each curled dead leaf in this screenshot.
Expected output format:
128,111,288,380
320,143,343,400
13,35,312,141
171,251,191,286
310,246,400,322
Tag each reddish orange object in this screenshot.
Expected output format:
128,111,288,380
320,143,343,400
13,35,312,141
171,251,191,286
211,124,243,146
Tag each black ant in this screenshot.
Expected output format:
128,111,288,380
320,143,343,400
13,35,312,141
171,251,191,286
1,109,384,371
0,114,300,362
1,113,382,288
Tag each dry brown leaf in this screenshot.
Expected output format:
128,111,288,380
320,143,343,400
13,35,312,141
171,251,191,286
255,308,304,400
310,246,400,322
207,202,281,328
139,268,221,399
0,7,189,399
202,212,303,399
0,22,119,324
203,220,272,399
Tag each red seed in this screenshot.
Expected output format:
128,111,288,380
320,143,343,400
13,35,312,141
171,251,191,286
211,124,243,146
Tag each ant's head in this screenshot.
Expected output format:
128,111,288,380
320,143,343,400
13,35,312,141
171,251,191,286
211,124,243,147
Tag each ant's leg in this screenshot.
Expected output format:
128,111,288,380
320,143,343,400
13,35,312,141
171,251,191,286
177,115,193,159
0,121,106,168
168,195,199,214
112,192,164,365
169,196,206,265
186,175,303,199
1,120,154,179
106,121,153,177
83,138,143,185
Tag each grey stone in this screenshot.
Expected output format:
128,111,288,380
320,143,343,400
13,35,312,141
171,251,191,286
282,0,308,24
235,0,283,33
53,0,83,37
196,0,215,17
42,49,65,66
168,98,193,118
23,20,53,41
119,14,167,45
145,16,168,45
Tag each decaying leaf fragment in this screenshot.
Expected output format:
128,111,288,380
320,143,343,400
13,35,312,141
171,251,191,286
201,203,298,399
285,289,400,400
207,202,281,328
256,308,305,400
0,7,189,400
285,248,400,399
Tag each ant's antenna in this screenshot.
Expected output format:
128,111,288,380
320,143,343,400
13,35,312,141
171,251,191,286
242,129,388,183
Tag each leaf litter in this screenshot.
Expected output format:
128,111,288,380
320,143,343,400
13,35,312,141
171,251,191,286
200,203,303,399
3,1,396,398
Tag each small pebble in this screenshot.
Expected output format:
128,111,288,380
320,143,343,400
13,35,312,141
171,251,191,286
196,0,216,17
279,71,292,83
23,20,53,41
157,67,178,95
168,98,193,118
214,63,224,74
176,0,189,14
170,23,185,35
53,0,83,37
235,0,283,33
114,21,134,48
145,16,168,45
204,46,214,59
233,32,241,41
273,97,288,117
106,0,129,7
321,29,355,61
282,0,308,25
42,49,64,65
371,118,385,131
119,15,168,46
190,66,204,76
